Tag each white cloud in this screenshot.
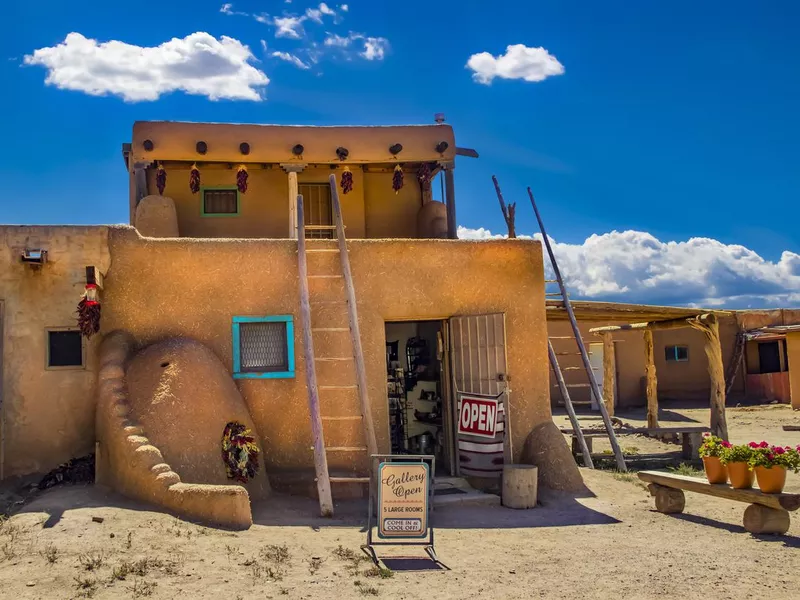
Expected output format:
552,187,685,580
361,36,388,60
254,13,270,24
457,227,800,308
340,4,349,11
324,32,353,47
260,39,267,51
466,44,564,85
24,32,269,102
306,3,336,23
271,51,310,69
274,15,307,38
220,3,248,16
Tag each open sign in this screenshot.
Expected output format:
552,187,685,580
458,394,499,439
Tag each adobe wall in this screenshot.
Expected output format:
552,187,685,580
143,166,421,239
102,228,554,481
0,226,111,478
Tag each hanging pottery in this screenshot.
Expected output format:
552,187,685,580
189,163,200,194
392,165,404,194
341,166,353,195
237,165,248,193
155,163,167,195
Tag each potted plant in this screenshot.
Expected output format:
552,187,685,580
720,443,755,489
698,434,730,484
748,443,800,494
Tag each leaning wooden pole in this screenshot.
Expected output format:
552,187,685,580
548,340,594,468
491,175,516,238
528,187,627,471
329,175,379,461
688,314,729,440
297,194,334,517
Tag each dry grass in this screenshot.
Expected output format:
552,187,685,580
40,544,59,564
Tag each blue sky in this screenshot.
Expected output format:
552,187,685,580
3,1,799,307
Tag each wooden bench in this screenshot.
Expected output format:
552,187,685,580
561,426,709,461
638,470,800,534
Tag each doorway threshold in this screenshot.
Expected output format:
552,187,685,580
433,477,500,508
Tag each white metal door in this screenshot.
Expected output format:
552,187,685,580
588,342,604,411
449,314,508,477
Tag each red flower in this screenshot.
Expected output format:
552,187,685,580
767,453,775,461
748,442,759,448
759,441,769,448
703,432,710,437
721,441,732,448
774,447,785,455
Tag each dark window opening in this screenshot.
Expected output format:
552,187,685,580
665,345,689,362
203,189,239,215
48,330,83,367
238,321,289,373
299,183,333,239
758,341,781,374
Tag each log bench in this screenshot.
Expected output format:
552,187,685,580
638,470,800,534
561,426,709,461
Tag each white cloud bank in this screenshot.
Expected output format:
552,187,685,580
457,227,800,308
24,32,268,102
467,44,564,85
323,32,389,60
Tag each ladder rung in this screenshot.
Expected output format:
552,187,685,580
548,336,589,340
554,352,580,355
325,446,367,452
321,415,362,421
567,383,591,388
310,300,347,305
312,327,349,332
318,385,357,390
315,357,353,361
562,367,583,371
330,477,370,483
545,280,558,283
545,292,565,297
306,249,339,253
308,275,342,279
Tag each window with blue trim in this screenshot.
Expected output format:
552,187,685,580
232,316,295,379
664,345,689,362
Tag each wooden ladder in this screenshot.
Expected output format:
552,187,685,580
725,331,745,395
527,187,627,472
297,174,378,517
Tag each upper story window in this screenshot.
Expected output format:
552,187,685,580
664,345,689,362
299,183,333,239
232,316,295,379
46,328,84,369
202,187,239,216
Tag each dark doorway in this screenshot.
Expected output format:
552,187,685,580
758,341,781,374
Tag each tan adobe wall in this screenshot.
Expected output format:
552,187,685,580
142,165,423,239
102,228,558,483
786,333,800,409
0,226,110,478
547,314,744,408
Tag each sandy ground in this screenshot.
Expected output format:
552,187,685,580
0,405,798,599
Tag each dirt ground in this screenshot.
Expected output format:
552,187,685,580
0,405,798,600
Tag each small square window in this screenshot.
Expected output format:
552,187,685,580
665,345,689,362
202,188,239,215
232,316,295,378
47,329,84,368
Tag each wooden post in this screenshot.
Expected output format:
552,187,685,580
549,337,594,468
688,314,729,440
443,162,457,239
643,329,658,429
297,195,334,517
491,175,516,238
329,175,379,461
282,164,306,239
600,332,616,417
743,504,790,534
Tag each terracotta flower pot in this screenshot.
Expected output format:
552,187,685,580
727,461,754,489
702,456,728,484
755,466,787,494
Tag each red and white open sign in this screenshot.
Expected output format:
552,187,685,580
457,394,500,439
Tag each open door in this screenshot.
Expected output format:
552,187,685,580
449,314,508,478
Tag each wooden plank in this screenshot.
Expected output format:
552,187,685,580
589,316,696,334
783,425,800,431
560,426,710,436
329,174,379,461
638,471,800,511
643,329,658,429
548,340,594,468
600,332,616,417
444,166,457,239
528,187,625,472
297,194,334,517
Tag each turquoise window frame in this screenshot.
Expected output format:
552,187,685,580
232,316,295,379
201,186,241,217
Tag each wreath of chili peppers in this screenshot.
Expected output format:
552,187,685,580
341,167,353,194
417,163,432,189
77,284,101,338
156,162,167,195
221,421,260,483
392,165,404,194
189,164,201,194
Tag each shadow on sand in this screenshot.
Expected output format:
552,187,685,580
671,512,800,548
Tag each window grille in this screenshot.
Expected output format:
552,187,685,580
232,316,295,378
203,188,239,215
299,183,333,239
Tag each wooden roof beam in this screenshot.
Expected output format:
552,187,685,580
589,313,717,335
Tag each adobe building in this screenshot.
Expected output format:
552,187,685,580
0,120,574,528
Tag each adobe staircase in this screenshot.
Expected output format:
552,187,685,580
297,174,378,516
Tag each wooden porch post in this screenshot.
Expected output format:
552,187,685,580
644,329,658,429
600,332,616,417
688,314,729,440
442,160,457,239
281,164,306,239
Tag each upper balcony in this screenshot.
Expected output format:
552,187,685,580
124,121,463,240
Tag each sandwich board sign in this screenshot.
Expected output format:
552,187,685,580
362,455,438,565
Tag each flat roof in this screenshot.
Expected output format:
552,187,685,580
546,299,733,322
